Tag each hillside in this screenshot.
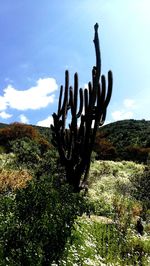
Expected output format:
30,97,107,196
1,119,150,145
0,122,52,142
100,119,150,148
95,119,150,162
1,119,150,162
0,122,9,129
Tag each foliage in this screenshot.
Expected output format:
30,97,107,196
0,145,6,154
100,119,150,148
0,169,32,194
0,122,51,153
130,165,150,211
59,215,150,265
124,146,150,163
0,123,38,144
94,131,117,160
1,119,150,163
0,155,150,265
9,137,41,169
0,173,84,265
85,160,150,244
0,153,16,169
97,119,150,162
0,141,85,265
87,160,144,217
0,117,150,265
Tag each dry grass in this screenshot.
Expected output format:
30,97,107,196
0,169,32,192
89,214,113,224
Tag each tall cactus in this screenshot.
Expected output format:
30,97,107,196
51,23,113,192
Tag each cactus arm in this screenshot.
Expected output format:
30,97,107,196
84,88,89,115
93,23,101,80
104,70,113,108
76,88,83,118
74,73,78,115
58,85,63,116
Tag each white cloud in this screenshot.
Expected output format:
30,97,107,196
1,77,58,111
0,111,12,119
19,114,29,124
111,110,133,121
37,116,53,127
111,97,137,121
123,99,135,109
0,96,7,111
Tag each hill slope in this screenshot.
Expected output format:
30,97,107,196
100,119,150,148
1,119,150,162
1,119,150,145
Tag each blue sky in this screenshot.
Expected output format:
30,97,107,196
0,0,150,127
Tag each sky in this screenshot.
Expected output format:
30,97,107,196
0,0,150,127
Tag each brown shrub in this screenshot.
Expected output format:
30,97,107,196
0,169,32,192
94,131,117,160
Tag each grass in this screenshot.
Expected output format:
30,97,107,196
88,160,144,212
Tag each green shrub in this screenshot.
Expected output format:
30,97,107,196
130,166,150,211
0,146,6,154
0,171,84,265
9,137,41,169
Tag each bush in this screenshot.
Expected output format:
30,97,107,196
0,122,51,153
0,172,84,265
9,137,41,169
0,169,32,194
125,146,150,163
130,166,150,212
94,131,117,160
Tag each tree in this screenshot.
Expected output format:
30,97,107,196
51,24,113,192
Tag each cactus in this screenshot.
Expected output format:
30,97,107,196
51,23,113,192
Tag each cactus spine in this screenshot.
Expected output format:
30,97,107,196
51,23,113,192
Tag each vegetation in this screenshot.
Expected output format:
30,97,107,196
0,125,84,265
97,119,150,163
59,161,150,265
0,122,51,154
1,118,150,164
0,121,150,265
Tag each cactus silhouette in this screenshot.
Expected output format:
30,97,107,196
51,23,113,191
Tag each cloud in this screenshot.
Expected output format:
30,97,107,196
111,110,133,121
19,114,29,124
123,99,135,109
1,77,58,111
37,115,53,127
111,97,137,121
0,96,7,111
0,111,12,119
